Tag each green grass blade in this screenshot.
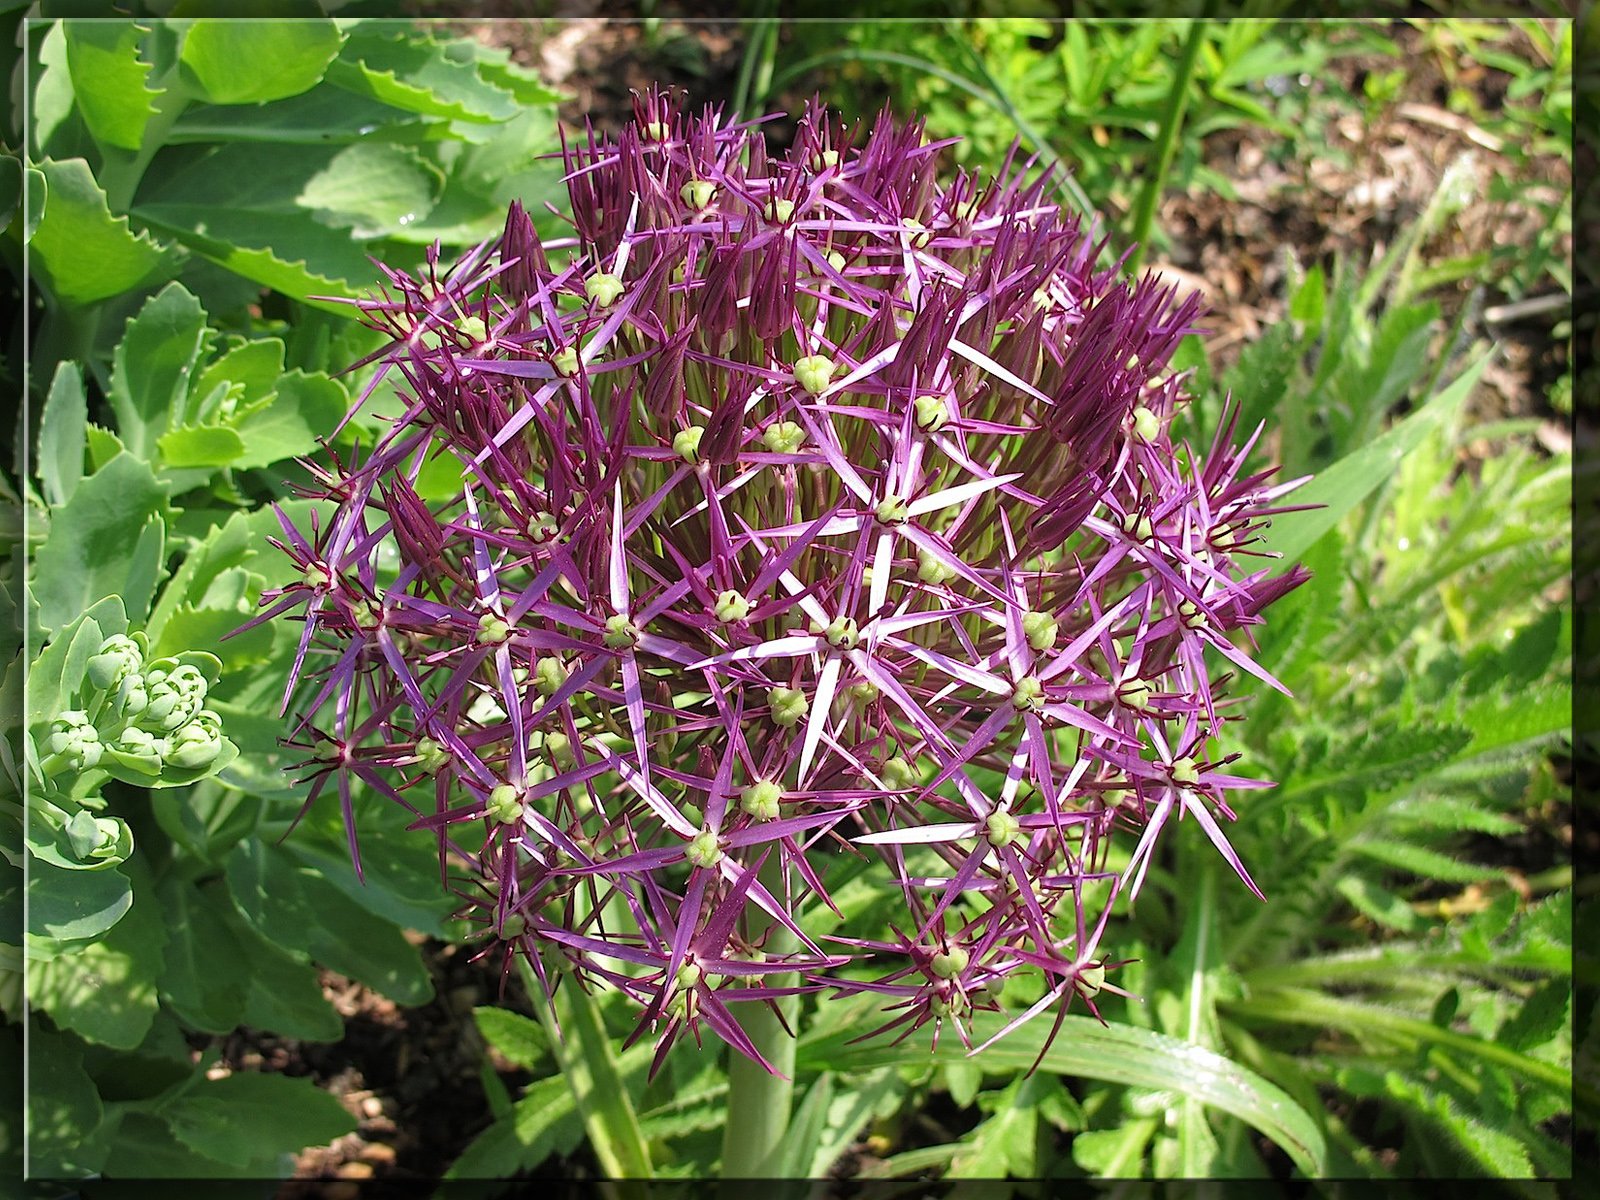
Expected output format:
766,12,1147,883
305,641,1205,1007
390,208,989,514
798,1004,1327,1176
1260,351,1492,570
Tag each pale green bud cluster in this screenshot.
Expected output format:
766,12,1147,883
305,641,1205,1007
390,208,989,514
929,945,969,979
680,179,717,211
1009,676,1046,712
477,612,512,645
685,827,724,869
767,686,809,728
713,590,752,623
1021,610,1058,652
604,614,640,649
761,421,806,454
585,272,625,308
740,780,782,821
916,549,956,586
875,495,910,525
913,394,950,433
673,425,705,464
791,355,837,397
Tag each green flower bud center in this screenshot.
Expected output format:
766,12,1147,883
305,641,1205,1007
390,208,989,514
1010,676,1046,712
913,394,950,432
500,914,527,939
477,613,511,645
486,784,524,825
902,216,931,248
824,616,859,651
1118,678,1153,711
792,355,837,396
1121,512,1154,543
680,179,717,210
740,781,783,821
1178,600,1207,629
644,120,669,141
552,347,580,377
604,614,640,649
825,249,846,273
685,828,724,869
303,562,331,589
546,732,576,770
768,686,808,728
881,756,918,791
415,736,449,773
673,425,705,464
766,196,795,224
1021,610,1058,652
585,273,625,308
847,679,879,707
930,946,970,979
986,809,1022,847
673,960,703,990
1078,962,1106,997
713,590,752,623
811,148,839,170
916,549,956,585
762,420,806,454
1170,757,1201,787
875,495,910,525
1131,405,1160,443
535,657,568,696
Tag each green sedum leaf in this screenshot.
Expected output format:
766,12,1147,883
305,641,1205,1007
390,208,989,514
163,1072,357,1172
28,157,178,306
30,452,167,635
109,282,212,458
37,360,87,508
64,21,161,151
473,1006,550,1072
178,18,344,106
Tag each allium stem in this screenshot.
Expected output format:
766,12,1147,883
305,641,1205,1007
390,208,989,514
720,856,799,1179
1128,17,1208,276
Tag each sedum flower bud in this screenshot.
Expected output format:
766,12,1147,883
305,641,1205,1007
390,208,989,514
86,635,143,692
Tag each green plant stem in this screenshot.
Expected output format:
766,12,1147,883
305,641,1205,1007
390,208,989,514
720,856,798,1178
520,956,653,1179
1127,18,1207,276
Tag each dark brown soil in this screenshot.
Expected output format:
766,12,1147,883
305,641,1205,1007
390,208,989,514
196,15,1572,1187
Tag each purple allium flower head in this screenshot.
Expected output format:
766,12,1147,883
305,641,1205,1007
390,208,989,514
256,90,1309,1074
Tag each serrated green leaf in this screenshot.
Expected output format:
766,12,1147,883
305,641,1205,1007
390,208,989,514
1352,839,1499,884
178,18,344,105
102,1112,264,1179
31,453,167,635
65,21,160,151
155,423,243,469
37,360,87,507
473,1006,550,1072
225,840,433,1007
800,1001,1326,1176
1263,353,1490,569
109,282,212,457
29,157,177,306
1335,874,1419,932
327,27,518,123
1497,978,1570,1055
164,1071,356,1172
134,142,402,304
1383,1071,1535,1175
152,604,274,671
231,370,348,469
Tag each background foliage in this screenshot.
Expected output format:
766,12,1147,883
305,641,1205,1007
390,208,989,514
2,7,1578,1185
